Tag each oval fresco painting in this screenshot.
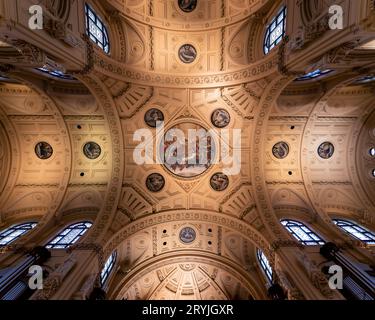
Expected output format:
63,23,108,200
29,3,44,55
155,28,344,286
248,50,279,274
210,173,229,191
144,108,164,128
272,141,289,159
179,227,196,244
178,0,197,13
178,44,197,64
35,142,53,160
146,173,165,192
211,109,231,128
83,142,102,159
162,122,215,178
318,142,334,159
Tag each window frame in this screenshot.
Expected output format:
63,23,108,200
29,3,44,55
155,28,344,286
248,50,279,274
0,222,37,246
281,219,325,246
333,219,375,245
100,250,117,287
85,3,110,54
256,249,273,283
263,6,287,55
45,221,93,249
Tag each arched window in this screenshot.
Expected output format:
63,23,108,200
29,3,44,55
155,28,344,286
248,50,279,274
46,222,92,249
85,3,110,54
264,6,287,55
0,222,37,246
257,249,273,283
281,219,325,245
100,251,117,287
295,69,333,81
333,219,375,245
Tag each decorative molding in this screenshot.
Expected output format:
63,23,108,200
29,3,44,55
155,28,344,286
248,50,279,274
63,115,105,121
271,240,304,251
93,51,279,88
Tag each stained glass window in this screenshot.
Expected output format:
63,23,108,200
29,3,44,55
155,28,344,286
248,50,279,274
281,219,325,245
257,249,273,283
36,67,75,80
0,222,37,246
295,69,333,81
100,251,117,286
264,6,287,55
85,3,110,54
46,222,92,249
333,219,375,245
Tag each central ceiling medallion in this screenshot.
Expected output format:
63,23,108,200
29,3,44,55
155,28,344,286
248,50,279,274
163,122,215,178
178,0,197,13
178,44,197,64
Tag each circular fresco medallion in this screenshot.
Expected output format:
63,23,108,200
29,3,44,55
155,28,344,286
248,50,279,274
210,173,229,191
211,109,231,128
178,44,197,64
179,227,196,244
318,142,334,159
162,122,215,178
146,173,165,192
144,108,164,128
272,142,289,159
35,142,53,160
178,0,197,12
83,142,102,159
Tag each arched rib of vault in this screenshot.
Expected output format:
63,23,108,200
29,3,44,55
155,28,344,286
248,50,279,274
75,72,124,244
110,250,267,300
351,102,375,228
102,210,273,263
250,73,297,245
0,111,11,198
0,105,18,226
91,43,279,89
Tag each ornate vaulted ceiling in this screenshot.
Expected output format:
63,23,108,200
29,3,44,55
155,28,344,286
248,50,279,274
0,0,374,300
